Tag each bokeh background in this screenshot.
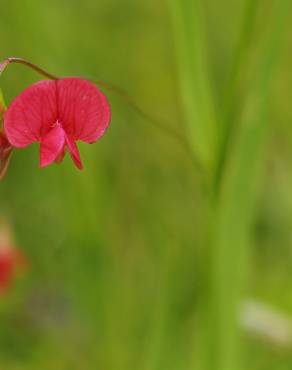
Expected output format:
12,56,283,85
1,1,292,369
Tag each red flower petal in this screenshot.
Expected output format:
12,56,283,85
5,78,110,146
65,134,83,170
56,78,111,143
4,80,58,147
40,126,65,168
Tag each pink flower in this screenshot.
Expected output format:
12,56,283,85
4,78,111,170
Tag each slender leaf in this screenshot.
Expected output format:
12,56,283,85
168,0,217,175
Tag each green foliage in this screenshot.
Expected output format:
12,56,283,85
1,1,292,370
170,0,292,369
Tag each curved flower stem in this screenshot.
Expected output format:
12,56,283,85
0,57,189,153
0,57,204,180
97,81,190,148
0,57,58,80
0,57,191,157
96,80,206,182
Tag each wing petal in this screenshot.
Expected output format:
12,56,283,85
4,80,58,147
65,134,83,170
40,126,65,168
57,78,111,143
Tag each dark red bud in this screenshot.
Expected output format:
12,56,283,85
0,132,13,180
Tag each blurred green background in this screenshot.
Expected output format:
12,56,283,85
1,0,292,369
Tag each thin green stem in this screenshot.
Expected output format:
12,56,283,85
0,57,58,80
0,57,201,174
96,80,205,178
97,80,189,149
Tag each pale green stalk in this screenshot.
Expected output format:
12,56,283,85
208,2,292,370
215,0,259,189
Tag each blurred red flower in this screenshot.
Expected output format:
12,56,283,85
0,222,27,294
0,247,26,292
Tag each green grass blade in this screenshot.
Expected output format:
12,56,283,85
168,0,217,175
